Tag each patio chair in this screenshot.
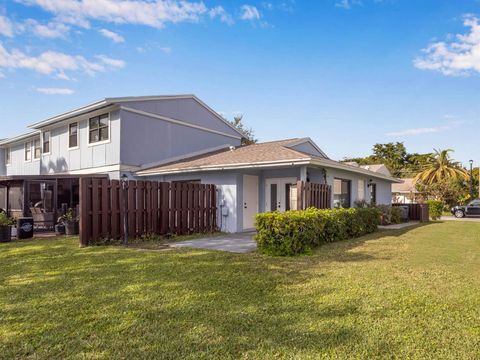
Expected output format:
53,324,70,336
29,207,55,230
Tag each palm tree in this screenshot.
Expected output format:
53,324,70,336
414,149,468,185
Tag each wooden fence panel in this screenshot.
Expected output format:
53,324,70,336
296,181,332,210
393,203,429,222
79,178,218,246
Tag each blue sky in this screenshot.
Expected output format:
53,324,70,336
0,0,479,166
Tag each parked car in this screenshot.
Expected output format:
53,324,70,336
451,199,480,218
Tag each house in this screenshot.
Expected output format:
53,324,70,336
0,95,400,232
392,178,420,204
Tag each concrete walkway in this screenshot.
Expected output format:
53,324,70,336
170,232,257,253
378,221,420,230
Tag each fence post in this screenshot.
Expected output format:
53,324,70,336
79,177,89,247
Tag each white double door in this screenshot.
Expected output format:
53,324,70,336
265,177,297,212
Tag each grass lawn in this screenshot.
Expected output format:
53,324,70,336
1,222,479,359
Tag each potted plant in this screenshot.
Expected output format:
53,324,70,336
0,212,15,243
59,208,79,236
55,218,66,236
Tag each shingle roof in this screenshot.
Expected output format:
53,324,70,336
136,139,401,183
137,139,311,175
392,178,418,193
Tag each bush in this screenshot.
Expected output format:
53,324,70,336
390,206,403,224
426,200,443,220
255,207,380,256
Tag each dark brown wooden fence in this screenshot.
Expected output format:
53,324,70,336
79,178,217,246
296,181,332,210
393,203,429,222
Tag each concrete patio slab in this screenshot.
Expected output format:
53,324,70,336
170,232,257,253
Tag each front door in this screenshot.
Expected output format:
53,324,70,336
243,175,259,230
265,178,298,212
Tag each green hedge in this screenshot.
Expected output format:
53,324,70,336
255,207,381,256
425,200,443,220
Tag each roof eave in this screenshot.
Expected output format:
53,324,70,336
136,158,312,176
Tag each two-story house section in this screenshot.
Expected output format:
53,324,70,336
0,95,244,218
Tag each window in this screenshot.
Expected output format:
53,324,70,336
34,138,41,159
334,178,351,208
5,148,10,165
43,131,50,154
69,123,78,148
24,141,32,161
89,114,109,144
357,179,365,201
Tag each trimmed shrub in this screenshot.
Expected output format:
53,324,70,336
255,207,380,256
390,206,403,224
426,200,443,220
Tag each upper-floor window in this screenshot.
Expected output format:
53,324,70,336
5,148,10,165
34,138,41,160
24,141,32,162
69,123,78,148
89,114,109,144
43,131,51,154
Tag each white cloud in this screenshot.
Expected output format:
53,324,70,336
160,46,172,54
209,6,234,25
0,43,125,78
386,121,463,137
0,15,14,37
36,87,74,95
240,5,261,20
335,0,362,9
0,70,4,78
95,55,125,68
17,0,208,28
414,16,480,76
24,19,70,38
99,28,124,43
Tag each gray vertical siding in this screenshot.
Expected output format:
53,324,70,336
120,98,241,138
4,140,41,176
119,108,241,167
0,149,5,176
41,110,120,174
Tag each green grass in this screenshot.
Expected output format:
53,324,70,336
1,222,479,359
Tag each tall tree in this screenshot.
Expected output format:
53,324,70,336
228,115,257,145
371,142,407,177
414,149,468,185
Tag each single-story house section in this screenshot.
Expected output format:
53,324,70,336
392,178,420,204
136,138,401,233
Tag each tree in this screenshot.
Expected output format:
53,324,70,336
371,142,407,177
228,115,257,145
414,149,468,185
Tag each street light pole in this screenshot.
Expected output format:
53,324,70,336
469,160,474,200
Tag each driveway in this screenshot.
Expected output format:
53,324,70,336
170,232,257,253
441,216,480,222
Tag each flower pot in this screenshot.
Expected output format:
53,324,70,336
0,225,12,242
65,221,79,236
55,223,66,236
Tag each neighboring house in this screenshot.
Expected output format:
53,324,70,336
0,95,400,232
392,178,419,204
